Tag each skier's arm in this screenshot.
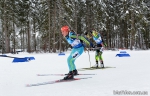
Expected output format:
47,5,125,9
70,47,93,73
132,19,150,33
70,35,93,47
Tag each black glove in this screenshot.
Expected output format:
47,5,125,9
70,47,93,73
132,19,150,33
92,44,96,48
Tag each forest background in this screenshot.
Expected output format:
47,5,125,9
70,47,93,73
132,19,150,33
0,0,150,53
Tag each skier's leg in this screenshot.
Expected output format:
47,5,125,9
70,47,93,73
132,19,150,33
99,52,104,68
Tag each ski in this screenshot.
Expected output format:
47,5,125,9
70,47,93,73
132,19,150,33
37,73,96,76
26,77,92,87
78,66,116,71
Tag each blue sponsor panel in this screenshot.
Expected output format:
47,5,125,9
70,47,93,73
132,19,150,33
116,51,130,57
58,52,65,56
12,58,29,63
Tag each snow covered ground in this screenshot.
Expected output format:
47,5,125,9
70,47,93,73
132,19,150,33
0,50,149,96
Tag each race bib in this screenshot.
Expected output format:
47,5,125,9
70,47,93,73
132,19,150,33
95,37,102,43
71,39,80,47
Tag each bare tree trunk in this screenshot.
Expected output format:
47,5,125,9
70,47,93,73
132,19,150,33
47,0,51,53
130,0,136,50
33,15,36,52
130,13,136,50
23,26,25,51
13,19,16,54
53,0,56,52
27,20,31,53
3,1,9,53
58,0,62,53
137,30,141,49
86,1,90,33
20,27,23,51
75,1,77,33
1,17,4,54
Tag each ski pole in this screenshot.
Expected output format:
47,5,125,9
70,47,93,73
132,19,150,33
63,17,74,31
87,50,92,68
63,17,79,39
53,37,63,44
0,55,21,58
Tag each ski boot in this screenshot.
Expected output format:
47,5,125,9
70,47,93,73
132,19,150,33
64,71,74,80
95,61,99,68
73,69,78,75
92,61,99,68
100,61,104,68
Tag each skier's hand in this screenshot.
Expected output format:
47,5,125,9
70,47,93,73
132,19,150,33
84,47,88,53
92,44,96,48
100,47,104,52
